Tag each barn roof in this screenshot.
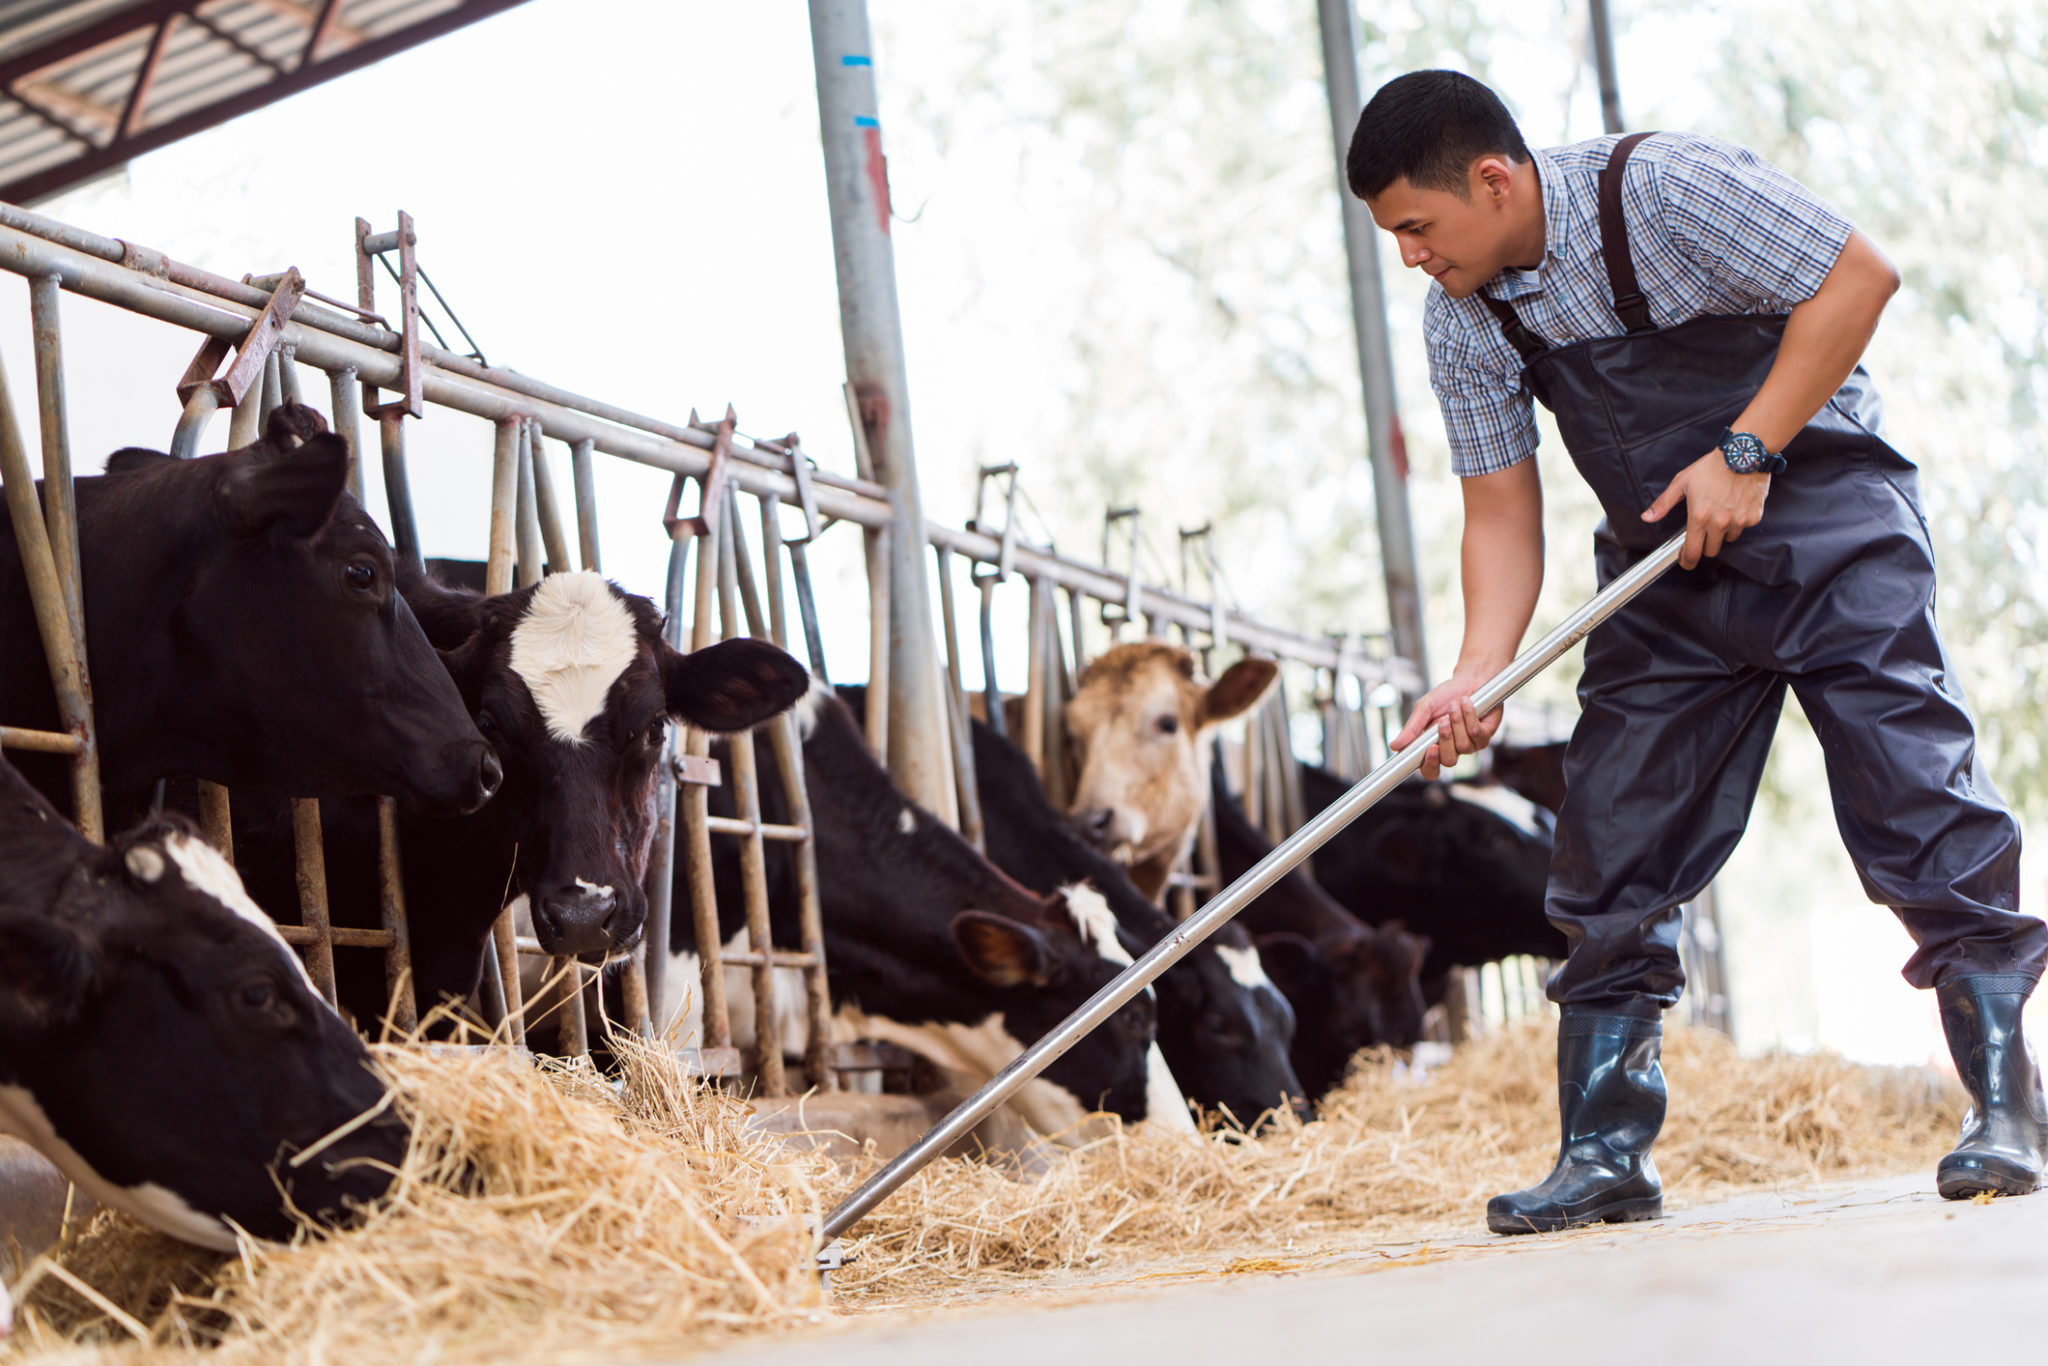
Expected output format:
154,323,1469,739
0,0,530,205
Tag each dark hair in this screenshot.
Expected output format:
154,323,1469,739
1346,70,1530,200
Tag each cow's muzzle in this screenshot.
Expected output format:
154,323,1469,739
532,880,632,959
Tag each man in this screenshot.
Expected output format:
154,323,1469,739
1350,70,2047,1233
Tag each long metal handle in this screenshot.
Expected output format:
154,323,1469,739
820,534,1683,1241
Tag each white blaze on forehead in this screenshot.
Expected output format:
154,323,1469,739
161,833,317,993
1448,781,1548,837
508,571,640,744
1058,884,1132,967
1215,943,1275,992
0,1084,237,1252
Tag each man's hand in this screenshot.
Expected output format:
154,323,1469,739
1642,451,1772,569
1391,671,1504,782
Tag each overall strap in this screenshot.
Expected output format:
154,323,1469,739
1479,292,1551,366
1599,131,1658,332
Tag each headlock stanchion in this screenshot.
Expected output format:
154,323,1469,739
820,532,1687,1240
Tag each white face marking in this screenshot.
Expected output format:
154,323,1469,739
507,571,640,744
1059,883,1133,966
161,833,316,992
124,845,164,882
1216,943,1275,991
790,675,830,741
0,1084,237,1252
1143,1044,1198,1134
1448,781,1547,837
897,808,918,837
573,877,614,898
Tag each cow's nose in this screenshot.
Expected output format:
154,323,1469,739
476,746,504,803
1075,807,1118,844
534,883,620,958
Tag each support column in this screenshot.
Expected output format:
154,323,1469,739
1316,0,1429,684
1589,0,1625,135
807,0,951,815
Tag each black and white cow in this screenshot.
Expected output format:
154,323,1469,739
1208,764,1432,1099
234,566,811,1022
674,683,1167,1139
1299,765,1563,990
0,405,497,826
0,751,407,1251
966,710,1307,1127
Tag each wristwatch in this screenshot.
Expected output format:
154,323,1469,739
1718,428,1787,475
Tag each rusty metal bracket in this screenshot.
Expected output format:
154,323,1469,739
968,462,1019,585
672,753,723,787
781,434,824,546
1101,506,1143,629
358,211,422,420
663,405,737,540
175,266,305,408
1179,523,1228,652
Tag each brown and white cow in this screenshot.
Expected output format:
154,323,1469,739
1063,641,1278,901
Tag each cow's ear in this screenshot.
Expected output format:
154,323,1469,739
1199,657,1279,727
1252,932,1324,1000
0,915,95,1033
399,565,488,650
216,433,351,539
104,447,173,476
660,638,811,734
951,911,1051,989
436,631,490,713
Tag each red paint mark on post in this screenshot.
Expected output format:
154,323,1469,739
862,125,892,236
1389,412,1410,481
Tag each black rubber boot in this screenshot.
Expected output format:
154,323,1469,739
1936,974,2047,1199
1488,1013,1666,1235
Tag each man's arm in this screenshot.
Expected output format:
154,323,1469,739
1642,232,1902,568
1390,457,1544,779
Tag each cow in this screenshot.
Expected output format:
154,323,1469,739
0,405,497,828
0,750,407,1252
965,708,1308,1126
1207,763,1431,1098
672,683,1166,1141
1488,740,1570,817
1064,641,1279,901
229,565,811,1024
1299,765,1563,988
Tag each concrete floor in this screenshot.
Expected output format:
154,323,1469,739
715,1174,2048,1366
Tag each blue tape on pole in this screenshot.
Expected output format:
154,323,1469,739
854,115,879,127
842,54,872,66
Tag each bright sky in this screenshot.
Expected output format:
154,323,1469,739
3,0,2029,1068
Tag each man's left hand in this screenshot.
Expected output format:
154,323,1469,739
1642,451,1772,569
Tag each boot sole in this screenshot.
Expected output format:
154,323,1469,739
1487,1196,1663,1236
1937,1158,2041,1201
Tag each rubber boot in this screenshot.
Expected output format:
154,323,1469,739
1487,1013,1666,1235
1936,974,2047,1199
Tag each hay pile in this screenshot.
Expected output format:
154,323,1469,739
2,1022,1965,1361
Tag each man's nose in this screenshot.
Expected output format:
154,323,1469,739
1402,241,1430,268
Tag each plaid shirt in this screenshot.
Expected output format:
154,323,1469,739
1424,133,1855,477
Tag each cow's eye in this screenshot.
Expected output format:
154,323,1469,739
344,560,376,592
238,981,278,1012
1203,1011,1236,1039
644,720,667,750
1155,715,1180,735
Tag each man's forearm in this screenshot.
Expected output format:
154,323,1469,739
1730,228,1900,451
1454,459,1545,678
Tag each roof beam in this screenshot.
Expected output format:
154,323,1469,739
116,14,178,141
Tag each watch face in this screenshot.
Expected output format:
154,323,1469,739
1721,433,1770,472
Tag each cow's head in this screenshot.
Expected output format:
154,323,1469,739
1256,922,1431,1098
1154,924,1308,1126
0,758,408,1250
100,405,498,815
1064,643,1278,900
418,569,809,960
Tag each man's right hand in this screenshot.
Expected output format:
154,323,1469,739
1391,671,1505,781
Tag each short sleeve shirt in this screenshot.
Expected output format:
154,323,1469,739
1424,133,1855,477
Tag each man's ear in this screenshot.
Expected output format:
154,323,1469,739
0,914,95,1034
215,433,350,539
951,911,1051,989
660,638,811,734
1200,657,1280,727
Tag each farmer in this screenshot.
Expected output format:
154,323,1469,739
1350,70,2048,1233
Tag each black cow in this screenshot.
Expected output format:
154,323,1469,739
1489,741,1570,817
0,405,496,826
233,566,810,1022
0,751,406,1250
675,684,1162,1137
966,710,1306,1126
1299,765,1563,986
1208,765,1431,1099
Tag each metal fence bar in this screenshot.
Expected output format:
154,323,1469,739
679,502,734,1052
528,419,571,575
482,418,526,1046
375,797,418,1033
863,521,891,763
291,797,339,1007
569,437,601,573
933,547,985,852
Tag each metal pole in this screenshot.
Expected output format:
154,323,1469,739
1317,0,1428,685
569,437,602,573
1589,0,1626,135
808,0,951,814
821,533,1683,1239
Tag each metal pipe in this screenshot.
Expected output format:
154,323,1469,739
27,272,100,842
485,419,519,596
376,796,418,1034
260,350,283,423
491,910,525,1048
809,0,952,814
977,575,1003,737
277,344,304,406
759,494,790,651
1589,0,1626,135
227,369,260,448
327,365,365,504
569,437,601,573
380,412,422,574
934,548,985,852
291,797,339,1008
788,540,829,682
862,522,891,763
1022,575,1047,777
0,726,82,754
681,518,734,1050
821,533,1685,1239
197,781,232,859
527,421,572,575
168,386,219,461
514,420,543,590
1317,0,1429,685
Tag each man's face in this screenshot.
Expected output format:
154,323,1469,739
1366,158,1521,299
